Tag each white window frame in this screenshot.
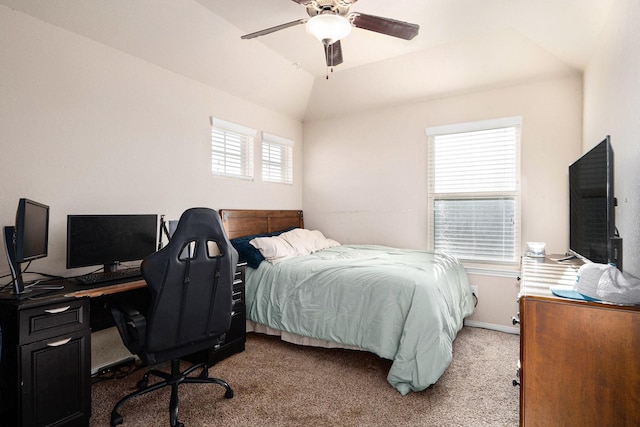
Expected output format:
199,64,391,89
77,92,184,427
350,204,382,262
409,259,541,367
425,117,522,265
210,117,255,180
261,132,294,184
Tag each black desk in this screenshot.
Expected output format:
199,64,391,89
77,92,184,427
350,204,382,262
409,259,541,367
0,263,246,427
0,282,91,426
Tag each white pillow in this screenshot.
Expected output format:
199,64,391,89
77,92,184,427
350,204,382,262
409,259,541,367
249,236,301,264
250,229,340,264
279,228,340,253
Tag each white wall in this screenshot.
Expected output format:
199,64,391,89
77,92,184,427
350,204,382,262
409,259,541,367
303,76,583,329
583,0,640,277
0,7,302,277
303,77,583,252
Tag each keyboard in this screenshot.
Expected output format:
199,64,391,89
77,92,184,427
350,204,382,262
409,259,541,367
75,268,142,285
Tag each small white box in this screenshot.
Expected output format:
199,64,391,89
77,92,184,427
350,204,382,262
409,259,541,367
526,242,546,258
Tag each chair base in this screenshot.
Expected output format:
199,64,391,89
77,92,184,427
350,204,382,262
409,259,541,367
110,358,233,427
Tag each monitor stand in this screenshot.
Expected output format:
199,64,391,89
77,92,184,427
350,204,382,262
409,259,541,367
2,227,61,297
3,226,27,295
104,263,119,273
553,254,577,262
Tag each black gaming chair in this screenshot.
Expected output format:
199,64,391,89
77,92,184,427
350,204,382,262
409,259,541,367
109,207,239,427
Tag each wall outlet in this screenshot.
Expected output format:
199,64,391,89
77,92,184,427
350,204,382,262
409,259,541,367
470,285,479,297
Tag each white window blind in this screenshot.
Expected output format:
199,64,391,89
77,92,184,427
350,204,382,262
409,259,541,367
261,132,294,184
210,117,255,179
426,117,521,264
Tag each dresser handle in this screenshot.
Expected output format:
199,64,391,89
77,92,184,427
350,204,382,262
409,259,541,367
45,306,71,314
47,337,72,347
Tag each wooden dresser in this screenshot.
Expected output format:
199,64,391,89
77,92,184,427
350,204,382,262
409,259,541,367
518,256,640,427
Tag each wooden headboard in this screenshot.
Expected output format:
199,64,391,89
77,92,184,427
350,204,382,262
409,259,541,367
219,209,304,239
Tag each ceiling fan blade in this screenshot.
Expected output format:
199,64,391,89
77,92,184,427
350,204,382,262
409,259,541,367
291,0,314,4
241,18,308,40
350,13,419,40
324,40,344,67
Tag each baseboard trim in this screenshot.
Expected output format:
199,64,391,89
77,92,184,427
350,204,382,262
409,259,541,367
464,320,520,335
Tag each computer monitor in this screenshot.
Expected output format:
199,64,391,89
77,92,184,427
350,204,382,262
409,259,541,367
66,214,158,272
15,199,50,262
2,198,50,294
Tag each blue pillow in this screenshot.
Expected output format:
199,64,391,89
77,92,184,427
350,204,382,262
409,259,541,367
231,229,293,269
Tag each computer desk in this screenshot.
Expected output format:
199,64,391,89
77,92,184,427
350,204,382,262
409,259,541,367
0,263,246,427
67,279,149,377
66,278,147,298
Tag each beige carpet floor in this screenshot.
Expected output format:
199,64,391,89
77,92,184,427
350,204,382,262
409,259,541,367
90,327,519,426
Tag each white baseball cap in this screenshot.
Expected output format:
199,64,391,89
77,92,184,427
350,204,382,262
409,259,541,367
552,263,640,305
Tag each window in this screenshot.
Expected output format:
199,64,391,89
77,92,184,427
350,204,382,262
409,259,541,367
261,132,294,184
210,117,255,179
426,117,521,264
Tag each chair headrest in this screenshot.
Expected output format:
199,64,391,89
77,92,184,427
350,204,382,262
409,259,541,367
163,207,235,261
173,207,223,237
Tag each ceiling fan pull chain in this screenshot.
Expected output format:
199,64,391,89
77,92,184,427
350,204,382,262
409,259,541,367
325,42,331,80
326,66,334,80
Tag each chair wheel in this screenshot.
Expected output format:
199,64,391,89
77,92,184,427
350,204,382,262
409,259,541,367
110,412,123,426
224,388,234,399
137,378,148,389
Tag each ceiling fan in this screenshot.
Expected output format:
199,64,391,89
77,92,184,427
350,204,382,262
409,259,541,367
241,0,420,73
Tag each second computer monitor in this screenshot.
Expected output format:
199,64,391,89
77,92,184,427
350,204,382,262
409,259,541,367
67,214,158,272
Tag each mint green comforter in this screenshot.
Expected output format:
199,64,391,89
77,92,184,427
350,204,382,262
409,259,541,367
245,245,474,395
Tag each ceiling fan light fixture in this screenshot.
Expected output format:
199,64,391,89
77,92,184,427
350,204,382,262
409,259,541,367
305,14,352,45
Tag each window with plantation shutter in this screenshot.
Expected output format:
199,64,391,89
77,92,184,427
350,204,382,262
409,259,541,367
210,117,255,179
261,132,294,184
426,117,521,264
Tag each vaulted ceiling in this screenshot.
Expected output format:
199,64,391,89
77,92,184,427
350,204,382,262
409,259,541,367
1,0,614,121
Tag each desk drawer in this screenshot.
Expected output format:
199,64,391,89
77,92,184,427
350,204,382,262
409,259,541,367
19,298,89,345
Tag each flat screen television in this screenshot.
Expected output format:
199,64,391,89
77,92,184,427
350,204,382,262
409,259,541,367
66,214,158,272
568,135,621,268
2,198,50,294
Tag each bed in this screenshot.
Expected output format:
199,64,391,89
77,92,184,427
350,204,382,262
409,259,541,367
220,209,475,395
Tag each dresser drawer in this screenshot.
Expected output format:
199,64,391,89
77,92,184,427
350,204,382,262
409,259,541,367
232,288,244,309
233,265,245,287
19,298,89,345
